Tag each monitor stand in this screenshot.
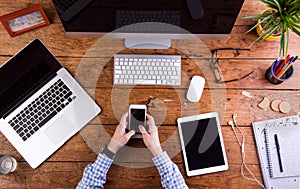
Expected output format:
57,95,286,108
124,37,171,49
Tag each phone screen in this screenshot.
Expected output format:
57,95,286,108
130,108,146,133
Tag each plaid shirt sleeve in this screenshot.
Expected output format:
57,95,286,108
76,153,113,189
153,151,189,189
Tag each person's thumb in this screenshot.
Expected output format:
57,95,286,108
139,125,148,135
126,130,135,139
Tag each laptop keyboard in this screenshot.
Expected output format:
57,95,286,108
8,79,76,141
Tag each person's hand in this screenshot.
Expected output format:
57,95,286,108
139,114,163,157
107,112,135,153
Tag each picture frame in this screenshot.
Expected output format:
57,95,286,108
0,4,50,37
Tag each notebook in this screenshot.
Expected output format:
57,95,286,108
265,121,300,178
0,39,101,168
252,115,300,189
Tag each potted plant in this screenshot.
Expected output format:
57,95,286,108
244,0,300,57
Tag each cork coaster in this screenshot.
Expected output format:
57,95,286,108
258,97,270,109
279,101,291,113
271,100,281,112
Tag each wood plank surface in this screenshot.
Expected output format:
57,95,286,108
0,0,299,188
0,125,260,164
0,162,263,189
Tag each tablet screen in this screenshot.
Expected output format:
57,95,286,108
180,117,225,171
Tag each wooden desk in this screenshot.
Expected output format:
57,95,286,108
0,0,300,188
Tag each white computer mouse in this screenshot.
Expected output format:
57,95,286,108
187,76,205,102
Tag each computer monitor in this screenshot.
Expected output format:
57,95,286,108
54,0,245,49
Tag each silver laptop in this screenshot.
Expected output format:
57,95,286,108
0,39,101,168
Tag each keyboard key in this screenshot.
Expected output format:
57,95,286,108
38,112,57,128
174,62,181,67
115,70,122,75
134,80,156,85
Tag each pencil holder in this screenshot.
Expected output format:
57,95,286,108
265,60,294,84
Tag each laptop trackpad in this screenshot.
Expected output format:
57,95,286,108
45,117,76,145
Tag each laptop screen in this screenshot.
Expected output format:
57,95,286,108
0,39,62,118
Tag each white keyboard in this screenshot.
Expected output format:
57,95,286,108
114,54,181,86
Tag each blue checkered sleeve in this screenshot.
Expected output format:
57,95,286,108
153,151,189,189
76,153,113,189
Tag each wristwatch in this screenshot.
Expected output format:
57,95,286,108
101,145,116,160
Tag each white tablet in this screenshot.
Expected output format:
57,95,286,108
177,112,228,176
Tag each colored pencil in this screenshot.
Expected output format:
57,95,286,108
277,56,298,78
274,55,290,76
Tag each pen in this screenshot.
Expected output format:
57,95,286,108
279,56,294,71
277,56,298,78
292,56,298,63
274,56,288,76
274,134,283,172
273,57,281,72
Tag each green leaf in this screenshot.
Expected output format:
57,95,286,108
263,24,281,39
290,25,300,36
271,0,282,14
244,15,273,34
243,15,270,20
260,0,277,7
291,22,300,29
285,29,289,57
248,23,279,49
279,25,285,57
261,16,278,32
289,0,300,8
246,0,300,53
290,17,300,24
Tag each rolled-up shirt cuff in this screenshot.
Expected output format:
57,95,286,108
152,151,172,168
93,153,114,170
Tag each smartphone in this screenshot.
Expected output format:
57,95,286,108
129,104,147,134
